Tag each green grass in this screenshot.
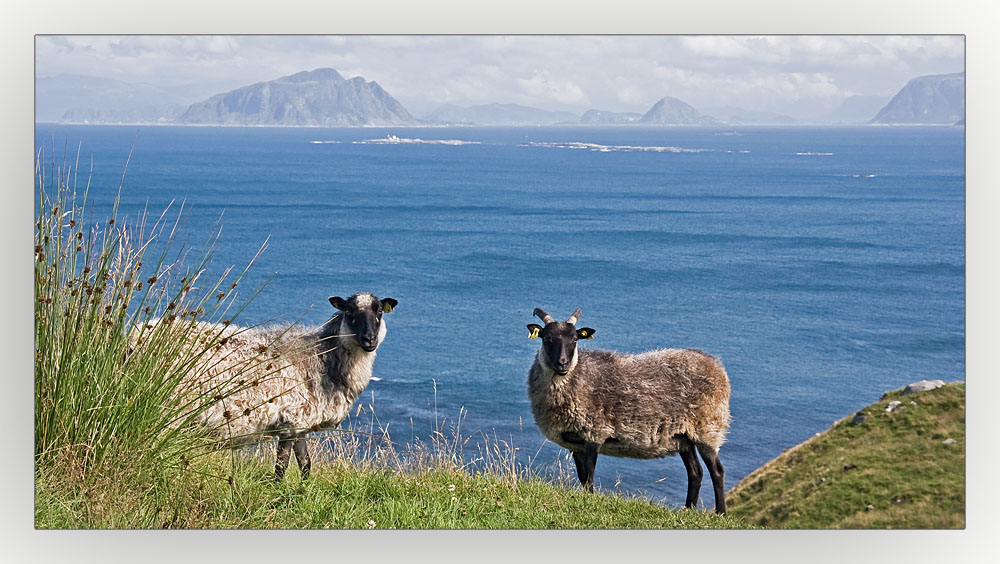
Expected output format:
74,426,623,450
726,382,965,529
35,444,750,529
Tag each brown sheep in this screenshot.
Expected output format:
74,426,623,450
526,307,731,513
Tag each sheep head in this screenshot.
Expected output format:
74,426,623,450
527,308,595,376
329,292,398,352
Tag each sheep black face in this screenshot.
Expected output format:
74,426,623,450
329,293,398,352
527,308,595,376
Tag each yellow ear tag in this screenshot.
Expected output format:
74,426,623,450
580,330,593,339
382,303,394,313
529,327,540,339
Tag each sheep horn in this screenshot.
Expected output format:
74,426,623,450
566,308,582,325
533,308,555,324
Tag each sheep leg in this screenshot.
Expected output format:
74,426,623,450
696,443,726,514
575,442,601,492
571,450,588,488
292,437,311,480
274,437,294,482
677,436,704,509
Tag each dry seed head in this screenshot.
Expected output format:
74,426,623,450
216,292,225,300
69,220,75,227
242,408,251,416
147,276,157,284
108,219,115,225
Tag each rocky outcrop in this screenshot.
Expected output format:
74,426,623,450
870,72,965,124
640,96,718,125
579,109,643,124
178,68,416,126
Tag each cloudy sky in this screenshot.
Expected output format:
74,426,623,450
35,35,964,119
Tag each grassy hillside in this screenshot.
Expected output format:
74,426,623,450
727,382,965,528
35,444,751,529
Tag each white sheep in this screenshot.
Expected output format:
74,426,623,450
157,292,397,480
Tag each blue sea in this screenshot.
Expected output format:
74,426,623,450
34,124,965,508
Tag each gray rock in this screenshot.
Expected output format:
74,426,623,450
942,438,956,445
179,68,417,127
640,96,719,125
580,109,643,125
871,72,965,124
865,504,875,511
885,400,902,412
902,380,945,395
852,412,867,425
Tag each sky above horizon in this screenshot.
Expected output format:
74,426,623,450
35,35,965,119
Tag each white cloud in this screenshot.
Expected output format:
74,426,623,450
34,35,965,120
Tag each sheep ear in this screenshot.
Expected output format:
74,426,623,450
381,298,398,313
329,296,347,311
527,324,542,339
577,327,596,339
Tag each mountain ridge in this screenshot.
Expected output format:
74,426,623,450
177,68,417,127
870,72,965,124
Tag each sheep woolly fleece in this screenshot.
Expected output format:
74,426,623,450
137,316,381,442
528,348,731,458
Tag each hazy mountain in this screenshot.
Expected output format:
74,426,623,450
824,95,890,124
640,97,719,125
424,103,578,125
701,106,799,125
178,68,416,126
579,109,643,124
35,74,191,124
871,72,965,124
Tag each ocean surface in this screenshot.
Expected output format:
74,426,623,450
34,124,965,508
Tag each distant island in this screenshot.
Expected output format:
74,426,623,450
35,67,965,127
424,103,578,126
178,68,417,127
870,72,965,125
